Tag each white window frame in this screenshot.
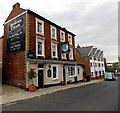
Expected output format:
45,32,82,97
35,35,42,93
51,43,58,58
68,34,72,45
61,53,66,59
68,66,76,77
51,25,57,39
36,18,44,35
36,37,45,57
52,65,58,80
69,48,73,60
60,30,65,42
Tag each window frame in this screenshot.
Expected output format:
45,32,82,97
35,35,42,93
51,25,57,40
61,53,66,59
36,18,44,35
36,37,45,57
60,30,65,42
52,65,58,80
51,42,58,58
68,66,76,77
68,34,72,45
69,48,73,60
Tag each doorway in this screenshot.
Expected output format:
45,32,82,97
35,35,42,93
38,64,44,88
63,66,66,84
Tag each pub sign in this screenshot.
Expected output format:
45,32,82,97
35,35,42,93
61,42,70,53
7,15,26,53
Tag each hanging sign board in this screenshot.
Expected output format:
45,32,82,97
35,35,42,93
61,42,70,53
7,15,26,53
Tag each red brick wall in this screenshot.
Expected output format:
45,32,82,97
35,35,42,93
3,7,26,88
28,13,76,61
3,4,76,88
76,50,91,77
83,57,91,77
0,38,3,63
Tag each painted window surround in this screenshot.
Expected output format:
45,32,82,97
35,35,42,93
51,25,57,40
52,64,58,80
36,18,44,36
36,36,45,57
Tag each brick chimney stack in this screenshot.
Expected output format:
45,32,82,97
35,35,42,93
77,44,81,48
13,2,20,10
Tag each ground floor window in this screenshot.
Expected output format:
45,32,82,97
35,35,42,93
102,71,104,75
91,72,93,76
52,65,58,80
95,71,98,76
99,71,101,75
68,66,75,76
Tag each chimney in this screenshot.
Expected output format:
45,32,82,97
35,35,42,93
77,44,81,48
13,2,20,10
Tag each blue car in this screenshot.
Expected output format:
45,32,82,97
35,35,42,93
104,72,116,81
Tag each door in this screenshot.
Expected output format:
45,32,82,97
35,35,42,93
38,64,44,88
63,66,66,84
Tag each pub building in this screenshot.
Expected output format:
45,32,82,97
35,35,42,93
3,3,84,89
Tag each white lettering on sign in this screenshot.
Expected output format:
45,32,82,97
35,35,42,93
9,19,22,31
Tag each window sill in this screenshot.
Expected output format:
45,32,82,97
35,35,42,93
36,32,44,36
52,57,58,59
52,78,59,81
36,55,45,57
68,75,77,78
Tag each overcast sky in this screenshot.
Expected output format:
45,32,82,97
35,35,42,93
0,0,118,62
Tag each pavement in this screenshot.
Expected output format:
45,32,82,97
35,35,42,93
1,79,104,106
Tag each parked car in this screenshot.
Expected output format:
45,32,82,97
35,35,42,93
104,72,116,81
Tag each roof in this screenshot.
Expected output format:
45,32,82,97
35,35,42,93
5,8,76,36
94,50,101,58
98,51,103,58
89,48,97,57
76,46,93,57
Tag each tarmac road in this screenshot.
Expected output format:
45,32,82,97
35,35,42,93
3,78,119,111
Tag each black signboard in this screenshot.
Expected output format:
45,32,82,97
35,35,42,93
27,49,35,58
7,15,26,53
47,69,52,78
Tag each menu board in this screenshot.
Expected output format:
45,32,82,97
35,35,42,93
7,15,26,53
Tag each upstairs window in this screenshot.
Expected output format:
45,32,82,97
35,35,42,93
69,48,73,60
36,38,44,56
91,63,93,67
52,43,58,58
68,34,72,45
51,26,57,39
36,18,44,35
60,30,65,42
61,53,66,59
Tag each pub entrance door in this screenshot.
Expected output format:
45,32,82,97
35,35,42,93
38,64,44,88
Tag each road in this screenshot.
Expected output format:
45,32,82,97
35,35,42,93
3,78,119,111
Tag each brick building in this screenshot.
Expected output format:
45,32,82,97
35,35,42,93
3,3,84,89
0,36,3,63
76,45,105,79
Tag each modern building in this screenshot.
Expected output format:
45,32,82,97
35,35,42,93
3,3,84,89
76,45,105,79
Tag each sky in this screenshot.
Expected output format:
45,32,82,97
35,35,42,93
0,0,118,62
